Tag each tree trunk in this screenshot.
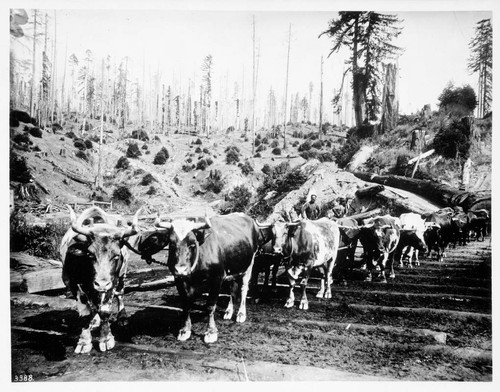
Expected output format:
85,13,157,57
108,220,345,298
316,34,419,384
30,10,37,119
283,23,291,149
318,56,323,139
352,172,491,211
380,63,398,134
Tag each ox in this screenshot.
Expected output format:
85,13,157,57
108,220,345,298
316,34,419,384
466,209,490,242
358,215,401,283
423,212,454,262
331,217,360,285
275,218,340,310
126,227,171,264
394,213,428,268
451,211,469,246
59,206,140,353
155,213,259,343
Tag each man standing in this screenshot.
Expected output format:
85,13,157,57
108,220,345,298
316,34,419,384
301,193,321,220
331,197,346,218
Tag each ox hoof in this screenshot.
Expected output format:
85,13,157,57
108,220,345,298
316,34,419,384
236,312,246,323
204,330,218,344
364,275,372,282
74,342,93,354
177,329,192,341
98,335,116,352
284,299,295,308
323,291,332,299
315,291,325,299
360,264,367,270
299,301,309,310
223,310,233,320
389,273,396,279
380,278,387,284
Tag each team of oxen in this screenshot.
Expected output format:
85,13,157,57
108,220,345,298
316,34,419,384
59,204,490,352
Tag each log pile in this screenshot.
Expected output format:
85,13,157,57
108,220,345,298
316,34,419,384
10,252,64,294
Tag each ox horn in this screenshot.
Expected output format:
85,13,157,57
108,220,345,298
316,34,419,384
255,220,272,228
67,205,93,237
154,213,172,230
121,207,142,238
192,211,212,231
285,221,301,228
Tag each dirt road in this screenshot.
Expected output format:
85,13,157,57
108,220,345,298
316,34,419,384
10,236,491,381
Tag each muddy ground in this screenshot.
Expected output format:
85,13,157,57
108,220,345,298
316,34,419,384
10,236,492,382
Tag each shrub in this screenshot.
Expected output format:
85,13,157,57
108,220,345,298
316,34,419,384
145,150,150,155
140,173,156,186
195,147,202,153
146,186,157,195
312,140,324,149
438,83,477,115
126,142,142,158
205,169,225,194
333,136,362,168
158,146,169,159
206,157,213,166
153,147,169,165
187,157,193,163
433,118,471,160
32,145,41,152
261,163,271,175
194,138,202,145
272,147,281,155
202,147,209,154
131,129,149,141
196,159,208,170
254,153,261,158
182,164,193,172
300,150,318,160
225,145,240,153
84,139,93,149
298,141,312,152
52,123,63,132
10,152,31,182
141,144,148,150
10,212,67,259
254,138,261,147
262,137,269,145
318,152,335,162
115,156,130,170
112,186,133,205
226,147,240,164
29,127,42,138
75,150,88,161
154,136,161,142
65,131,77,139
270,140,279,148
13,133,32,145
74,139,86,151
240,161,254,175
256,144,266,153
134,168,145,176
226,185,252,213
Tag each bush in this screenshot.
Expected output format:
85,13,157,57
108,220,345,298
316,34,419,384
182,164,193,172
32,145,41,152
262,137,269,144
13,133,32,145
140,173,156,186
10,152,31,182
333,136,362,168
158,146,169,159
131,129,149,141
153,147,169,165
226,146,240,164
194,138,202,145
226,185,252,213
205,169,225,194
52,123,63,132
312,140,324,149
254,138,261,147
126,142,142,158
202,147,209,154
73,139,86,151
84,139,93,149
240,161,254,175
112,186,133,205
115,156,130,170
298,141,312,152
270,140,279,148
10,212,67,259
141,144,148,150
225,145,240,153
433,118,471,160
187,157,193,163
75,150,88,161
300,150,318,160
206,157,213,166
196,159,208,170
261,163,271,175
146,186,157,195
134,168,145,176
65,131,77,139
195,147,202,153
29,127,42,138
154,135,161,142
256,144,266,153
254,153,261,158
145,150,151,155
438,83,477,115
272,147,281,155
318,152,335,162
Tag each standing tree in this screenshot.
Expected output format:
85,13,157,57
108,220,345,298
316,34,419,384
468,18,492,118
201,54,213,137
320,12,403,127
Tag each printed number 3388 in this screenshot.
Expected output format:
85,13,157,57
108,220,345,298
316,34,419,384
14,374,33,382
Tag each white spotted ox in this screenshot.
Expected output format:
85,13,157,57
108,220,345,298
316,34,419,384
275,218,340,310
155,213,259,343
394,213,428,268
59,206,140,353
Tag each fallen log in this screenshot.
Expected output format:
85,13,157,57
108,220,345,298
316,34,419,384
352,172,490,211
345,208,382,221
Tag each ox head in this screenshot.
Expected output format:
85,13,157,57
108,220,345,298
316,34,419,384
66,205,140,314
423,221,441,249
155,215,211,277
400,227,428,253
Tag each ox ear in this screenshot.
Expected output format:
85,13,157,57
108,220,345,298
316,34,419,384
192,228,210,245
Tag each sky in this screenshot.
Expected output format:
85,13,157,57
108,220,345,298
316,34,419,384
8,4,493,124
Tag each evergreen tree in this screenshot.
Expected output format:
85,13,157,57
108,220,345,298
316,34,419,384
320,12,403,126
468,18,492,117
